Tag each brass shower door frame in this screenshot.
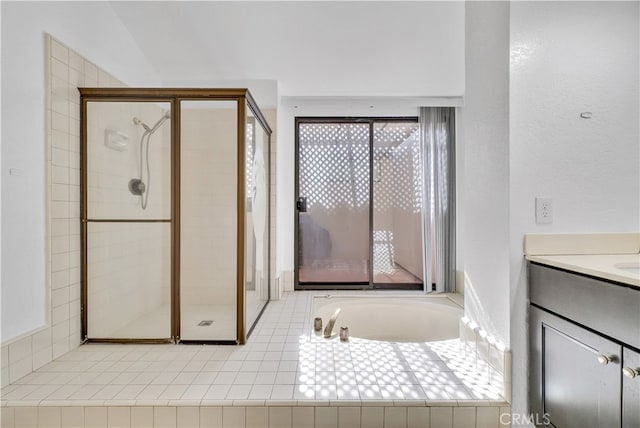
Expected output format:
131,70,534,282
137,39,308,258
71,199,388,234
79,88,272,345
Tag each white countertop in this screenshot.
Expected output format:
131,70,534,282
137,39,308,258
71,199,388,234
524,233,640,288
526,253,640,288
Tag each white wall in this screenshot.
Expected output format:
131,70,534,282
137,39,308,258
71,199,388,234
510,1,639,419
459,2,510,346
1,2,160,342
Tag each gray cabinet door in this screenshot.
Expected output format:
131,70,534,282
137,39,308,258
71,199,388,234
623,347,640,428
530,307,622,428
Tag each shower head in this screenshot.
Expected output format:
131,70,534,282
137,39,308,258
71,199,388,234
133,117,152,132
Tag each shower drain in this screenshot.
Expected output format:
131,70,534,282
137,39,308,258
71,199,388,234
198,320,213,326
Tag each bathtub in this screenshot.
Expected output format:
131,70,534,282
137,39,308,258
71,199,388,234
312,295,463,342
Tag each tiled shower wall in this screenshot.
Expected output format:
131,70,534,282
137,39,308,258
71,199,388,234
180,108,238,308
1,35,125,388
1,35,280,387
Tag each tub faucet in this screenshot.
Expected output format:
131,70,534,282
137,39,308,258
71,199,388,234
323,308,342,338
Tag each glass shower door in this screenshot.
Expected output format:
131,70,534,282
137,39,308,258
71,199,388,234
85,101,173,340
179,100,238,341
296,121,371,285
244,106,270,334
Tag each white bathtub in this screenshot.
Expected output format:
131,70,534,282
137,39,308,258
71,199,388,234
312,295,463,342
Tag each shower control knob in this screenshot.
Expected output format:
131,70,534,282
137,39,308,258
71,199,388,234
128,178,146,196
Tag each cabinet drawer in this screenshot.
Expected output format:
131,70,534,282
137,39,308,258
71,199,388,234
529,262,640,349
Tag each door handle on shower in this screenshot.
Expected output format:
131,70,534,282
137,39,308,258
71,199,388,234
296,197,307,212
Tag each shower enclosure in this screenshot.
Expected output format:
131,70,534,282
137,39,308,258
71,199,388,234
80,88,271,344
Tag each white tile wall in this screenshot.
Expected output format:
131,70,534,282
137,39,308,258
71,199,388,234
383,407,407,428
268,406,291,428
452,407,476,428
38,407,61,428
107,407,130,427
131,407,154,428
1,34,125,387
476,407,500,428
222,406,244,428
84,407,107,428
431,406,453,428
337,407,360,428
61,407,84,428
459,318,511,402
1,405,511,427
315,407,338,428
292,407,315,428
361,406,384,428
406,407,429,428
14,407,38,428
245,406,268,428
180,108,238,310
281,271,295,293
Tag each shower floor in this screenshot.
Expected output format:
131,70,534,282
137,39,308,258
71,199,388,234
108,304,235,341
180,304,236,341
107,291,265,341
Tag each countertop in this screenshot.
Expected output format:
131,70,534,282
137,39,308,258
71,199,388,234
524,233,640,288
526,253,640,288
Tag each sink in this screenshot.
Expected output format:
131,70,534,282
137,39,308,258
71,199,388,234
614,262,640,275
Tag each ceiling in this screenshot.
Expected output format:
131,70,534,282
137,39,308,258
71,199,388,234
110,1,465,98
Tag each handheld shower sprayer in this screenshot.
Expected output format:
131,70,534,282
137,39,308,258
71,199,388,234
129,111,171,209
133,111,170,135
133,117,152,132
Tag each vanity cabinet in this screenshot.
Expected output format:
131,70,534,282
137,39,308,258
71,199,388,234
530,307,622,427
529,262,640,428
623,347,640,428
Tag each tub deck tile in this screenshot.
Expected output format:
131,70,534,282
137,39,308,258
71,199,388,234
1,291,505,409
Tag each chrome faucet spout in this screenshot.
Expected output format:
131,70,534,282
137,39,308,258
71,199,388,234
323,308,342,338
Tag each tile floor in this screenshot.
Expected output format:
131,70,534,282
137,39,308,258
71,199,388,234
1,291,508,427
